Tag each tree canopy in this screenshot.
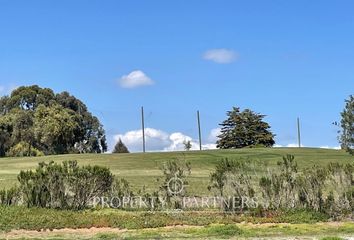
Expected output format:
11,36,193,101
0,85,107,156
339,95,353,155
216,107,275,149
112,138,130,153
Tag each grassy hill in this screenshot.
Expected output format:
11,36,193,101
0,148,352,195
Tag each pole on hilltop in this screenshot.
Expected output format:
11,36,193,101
197,110,202,151
141,106,146,153
297,117,301,148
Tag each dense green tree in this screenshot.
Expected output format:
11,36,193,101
0,85,107,156
0,115,13,156
339,95,354,155
55,91,107,153
113,138,130,153
10,109,35,150
0,96,9,115
7,85,55,110
216,107,275,149
34,104,79,154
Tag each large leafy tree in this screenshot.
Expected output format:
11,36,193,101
339,95,353,155
55,91,107,153
11,109,35,147
0,85,107,156
34,104,79,154
6,85,55,110
216,107,275,149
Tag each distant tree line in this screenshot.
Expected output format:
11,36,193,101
0,85,107,157
0,86,351,156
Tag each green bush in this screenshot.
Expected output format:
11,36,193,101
17,160,114,210
209,154,354,217
0,187,20,206
157,157,191,209
208,158,257,211
6,141,44,157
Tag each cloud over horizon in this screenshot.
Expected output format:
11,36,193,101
203,49,238,63
274,143,341,150
119,70,155,88
113,128,217,152
112,128,342,153
208,128,221,143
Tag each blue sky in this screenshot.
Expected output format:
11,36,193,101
0,0,353,151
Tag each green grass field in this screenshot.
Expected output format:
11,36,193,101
0,147,352,195
0,206,353,239
0,148,353,239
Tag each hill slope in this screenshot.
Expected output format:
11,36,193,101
0,148,352,195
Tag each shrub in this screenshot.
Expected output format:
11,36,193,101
209,155,354,216
259,155,298,209
157,156,191,209
17,160,114,210
6,141,44,157
110,178,133,199
0,187,20,206
208,158,256,211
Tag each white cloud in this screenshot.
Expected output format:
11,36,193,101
274,144,340,150
273,143,304,148
320,146,341,150
201,143,218,150
208,128,221,143
114,128,170,152
113,128,218,152
203,49,238,64
164,132,192,151
113,130,342,153
119,70,154,88
286,143,304,148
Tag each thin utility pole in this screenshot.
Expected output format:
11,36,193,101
197,110,202,151
141,106,146,153
297,117,301,148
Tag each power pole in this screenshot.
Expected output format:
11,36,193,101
141,106,146,153
297,117,301,148
197,110,202,151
